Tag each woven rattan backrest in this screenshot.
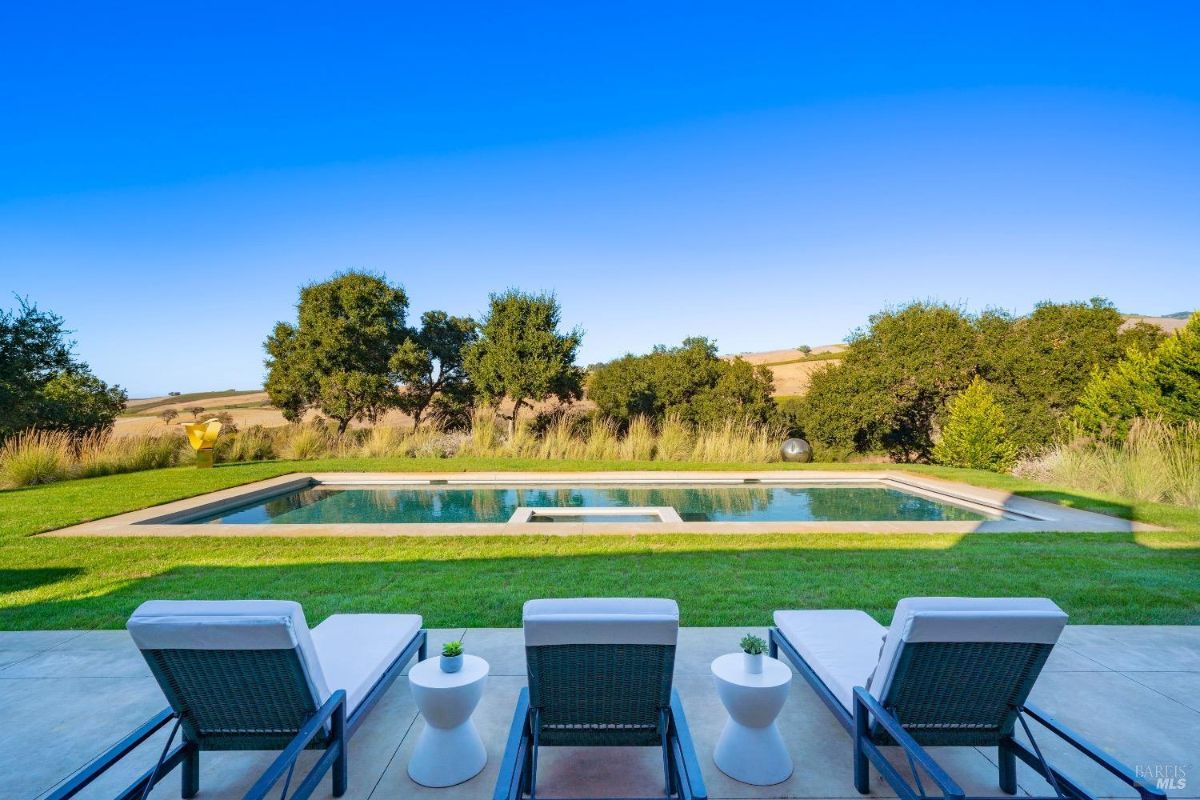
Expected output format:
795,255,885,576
526,643,675,746
877,640,1053,746
143,648,320,750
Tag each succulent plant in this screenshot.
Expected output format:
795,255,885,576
441,640,464,657
740,634,767,655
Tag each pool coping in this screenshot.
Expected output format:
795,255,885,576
38,470,1154,536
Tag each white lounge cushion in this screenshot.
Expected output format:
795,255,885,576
869,597,1067,703
311,613,423,714
127,600,329,708
773,610,885,711
524,598,678,646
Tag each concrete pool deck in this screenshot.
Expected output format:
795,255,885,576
4,625,1196,800
40,471,1153,537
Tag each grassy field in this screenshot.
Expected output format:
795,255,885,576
1,458,1197,630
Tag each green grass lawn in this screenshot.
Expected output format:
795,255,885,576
1,458,1197,629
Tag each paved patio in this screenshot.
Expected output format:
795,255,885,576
2,626,1196,800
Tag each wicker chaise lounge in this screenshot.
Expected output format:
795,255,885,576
49,600,427,800
493,598,707,800
769,597,1167,800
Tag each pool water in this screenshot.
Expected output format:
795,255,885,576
193,483,988,524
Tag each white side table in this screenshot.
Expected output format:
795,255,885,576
408,654,489,787
710,653,794,785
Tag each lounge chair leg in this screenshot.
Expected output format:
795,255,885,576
332,700,348,797
418,635,428,662
769,630,778,658
181,744,199,799
998,737,1017,794
853,696,870,794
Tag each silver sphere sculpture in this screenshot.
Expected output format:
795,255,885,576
780,437,813,463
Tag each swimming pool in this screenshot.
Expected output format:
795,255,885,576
189,483,991,524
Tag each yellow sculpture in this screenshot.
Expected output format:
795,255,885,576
182,419,223,468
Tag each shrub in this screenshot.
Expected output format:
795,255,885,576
0,429,72,487
932,378,1018,472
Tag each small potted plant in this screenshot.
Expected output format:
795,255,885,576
440,640,464,673
740,634,767,674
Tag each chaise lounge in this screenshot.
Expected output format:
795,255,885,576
493,597,707,800
48,600,427,800
769,597,1166,800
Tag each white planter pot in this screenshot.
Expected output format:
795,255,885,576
440,653,463,673
743,652,764,674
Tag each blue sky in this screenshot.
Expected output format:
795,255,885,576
1,3,1198,396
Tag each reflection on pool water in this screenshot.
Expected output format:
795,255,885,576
191,483,990,524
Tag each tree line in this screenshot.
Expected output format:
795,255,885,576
4,273,1194,475
264,272,583,434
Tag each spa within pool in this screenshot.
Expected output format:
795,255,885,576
189,483,991,525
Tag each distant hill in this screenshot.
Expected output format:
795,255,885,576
1120,314,1190,335
1163,312,1194,320
727,344,847,397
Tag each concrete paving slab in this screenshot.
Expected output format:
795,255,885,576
0,630,81,651
1021,670,1200,799
45,630,139,650
461,627,526,676
1058,626,1200,672
0,676,164,800
1,643,152,679
1125,671,1200,715
0,650,41,669
676,627,772,675
372,675,524,799
1041,644,1109,672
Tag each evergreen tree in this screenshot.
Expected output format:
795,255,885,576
932,378,1018,472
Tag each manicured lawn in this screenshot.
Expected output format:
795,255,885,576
1,458,1197,629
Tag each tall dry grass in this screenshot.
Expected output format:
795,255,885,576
0,430,73,486
1014,418,1200,508
0,428,185,488
1,410,791,489
618,416,656,461
279,422,336,461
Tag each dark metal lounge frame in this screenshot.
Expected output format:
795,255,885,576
48,630,427,800
493,644,707,800
769,627,1167,800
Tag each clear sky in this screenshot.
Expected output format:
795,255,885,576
1,3,1197,396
